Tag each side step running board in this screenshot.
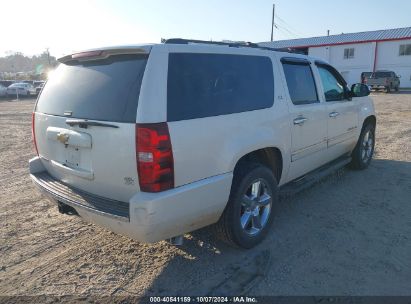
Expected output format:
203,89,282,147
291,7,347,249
279,156,352,200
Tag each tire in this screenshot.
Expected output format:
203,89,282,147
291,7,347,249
386,86,391,93
350,123,375,170
214,162,278,249
395,86,399,92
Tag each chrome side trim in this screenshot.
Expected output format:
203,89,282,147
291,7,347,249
291,139,327,162
327,127,357,148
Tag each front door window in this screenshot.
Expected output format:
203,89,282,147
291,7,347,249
318,67,345,102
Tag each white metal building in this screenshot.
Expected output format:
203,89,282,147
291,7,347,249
260,27,411,88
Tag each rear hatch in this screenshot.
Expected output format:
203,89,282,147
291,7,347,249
34,48,149,202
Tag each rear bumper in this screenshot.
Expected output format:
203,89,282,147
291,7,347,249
31,171,130,221
29,156,232,243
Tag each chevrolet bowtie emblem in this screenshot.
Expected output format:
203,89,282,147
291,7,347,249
57,133,69,144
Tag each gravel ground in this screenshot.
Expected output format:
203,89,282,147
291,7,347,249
0,92,410,298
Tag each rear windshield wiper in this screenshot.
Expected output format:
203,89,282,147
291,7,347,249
66,119,119,128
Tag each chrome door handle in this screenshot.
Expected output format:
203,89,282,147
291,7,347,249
293,117,308,125
329,111,340,118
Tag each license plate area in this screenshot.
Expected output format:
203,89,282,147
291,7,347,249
46,126,93,172
65,146,81,168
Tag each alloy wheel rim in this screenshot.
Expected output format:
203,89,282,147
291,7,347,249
240,179,272,236
361,130,374,162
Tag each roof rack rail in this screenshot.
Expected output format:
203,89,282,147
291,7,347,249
164,38,260,48
163,38,305,54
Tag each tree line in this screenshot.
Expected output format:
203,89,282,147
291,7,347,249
0,51,58,79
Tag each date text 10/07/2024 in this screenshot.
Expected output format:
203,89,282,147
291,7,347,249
149,296,258,303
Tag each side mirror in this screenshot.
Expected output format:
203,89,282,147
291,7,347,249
343,86,352,101
351,83,370,97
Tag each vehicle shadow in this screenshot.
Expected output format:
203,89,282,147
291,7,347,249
136,158,411,297
133,228,273,297
131,159,411,296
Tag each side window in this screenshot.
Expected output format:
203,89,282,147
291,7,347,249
399,44,411,56
167,53,274,121
282,62,318,105
317,66,345,102
343,48,355,59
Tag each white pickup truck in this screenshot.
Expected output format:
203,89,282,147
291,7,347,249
29,39,376,248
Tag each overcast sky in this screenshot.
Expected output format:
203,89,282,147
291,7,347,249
1,0,410,58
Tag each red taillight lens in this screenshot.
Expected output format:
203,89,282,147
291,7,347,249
136,123,174,192
32,112,39,156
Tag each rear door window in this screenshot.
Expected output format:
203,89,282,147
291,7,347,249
167,53,274,121
36,54,148,123
282,60,318,105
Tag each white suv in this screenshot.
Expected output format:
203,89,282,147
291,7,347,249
29,40,376,248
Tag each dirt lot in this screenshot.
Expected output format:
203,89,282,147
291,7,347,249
0,92,410,298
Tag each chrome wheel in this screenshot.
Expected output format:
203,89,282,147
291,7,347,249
240,179,272,236
361,130,374,162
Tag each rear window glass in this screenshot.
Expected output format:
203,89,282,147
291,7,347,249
282,63,318,105
167,53,274,121
373,72,392,78
36,54,148,123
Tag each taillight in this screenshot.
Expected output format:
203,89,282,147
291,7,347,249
32,112,39,156
136,123,174,192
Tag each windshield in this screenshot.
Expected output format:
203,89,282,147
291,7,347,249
36,54,148,123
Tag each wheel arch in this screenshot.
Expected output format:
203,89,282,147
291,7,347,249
362,115,376,130
233,147,283,184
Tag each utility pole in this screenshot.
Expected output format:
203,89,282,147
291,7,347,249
271,3,275,42
45,48,51,66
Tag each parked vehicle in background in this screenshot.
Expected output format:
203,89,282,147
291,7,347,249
29,40,376,249
6,83,37,97
367,70,400,93
34,81,46,95
0,80,15,88
0,84,7,97
360,72,372,84
34,80,45,87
